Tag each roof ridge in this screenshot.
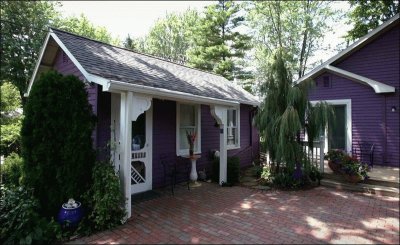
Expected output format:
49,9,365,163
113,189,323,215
49,27,225,79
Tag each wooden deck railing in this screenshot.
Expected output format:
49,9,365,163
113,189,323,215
259,136,325,173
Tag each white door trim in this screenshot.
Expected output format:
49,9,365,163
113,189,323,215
130,103,153,194
310,99,352,154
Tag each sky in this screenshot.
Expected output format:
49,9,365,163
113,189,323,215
58,1,352,66
59,1,214,39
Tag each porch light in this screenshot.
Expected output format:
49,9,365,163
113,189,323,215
391,106,397,112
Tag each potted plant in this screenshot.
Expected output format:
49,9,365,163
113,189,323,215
186,130,197,157
341,155,369,183
324,149,346,174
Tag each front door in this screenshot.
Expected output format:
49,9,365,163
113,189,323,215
329,105,346,150
130,106,153,194
111,93,153,195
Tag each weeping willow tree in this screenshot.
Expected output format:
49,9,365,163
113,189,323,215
256,49,334,175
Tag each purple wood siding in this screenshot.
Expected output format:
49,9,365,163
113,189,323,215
309,24,399,166
53,49,110,152
152,100,259,188
152,99,177,188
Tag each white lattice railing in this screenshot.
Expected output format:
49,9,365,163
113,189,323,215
300,136,325,173
131,164,145,184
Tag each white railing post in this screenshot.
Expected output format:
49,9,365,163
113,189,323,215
319,135,325,173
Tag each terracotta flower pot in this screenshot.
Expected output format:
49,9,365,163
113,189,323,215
328,160,342,174
344,174,362,183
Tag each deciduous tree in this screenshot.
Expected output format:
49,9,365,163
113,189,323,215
346,0,399,42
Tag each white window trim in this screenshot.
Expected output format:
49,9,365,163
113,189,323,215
310,99,352,154
227,106,241,150
176,102,202,156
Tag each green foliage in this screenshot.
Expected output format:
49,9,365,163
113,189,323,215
187,0,252,81
0,1,60,103
128,10,199,64
80,161,126,233
212,156,241,185
55,14,120,45
21,71,96,217
248,0,338,79
0,185,61,244
346,0,399,42
1,153,23,187
0,82,23,155
255,50,332,188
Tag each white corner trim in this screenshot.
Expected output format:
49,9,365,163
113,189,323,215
325,65,395,93
297,14,399,84
26,32,51,96
310,99,352,154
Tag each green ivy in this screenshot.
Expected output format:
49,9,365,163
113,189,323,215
0,185,61,244
80,161,126,233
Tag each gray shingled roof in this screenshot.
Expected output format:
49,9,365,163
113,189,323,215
51,29,259,105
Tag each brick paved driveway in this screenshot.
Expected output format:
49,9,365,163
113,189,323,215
73,183,399,244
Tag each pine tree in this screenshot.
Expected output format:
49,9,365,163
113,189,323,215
188,0,251,81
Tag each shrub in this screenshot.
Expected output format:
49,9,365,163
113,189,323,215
212,156,241,185
1,153,23,186
79,161,126,233
0,185,61,244
21,71,96,217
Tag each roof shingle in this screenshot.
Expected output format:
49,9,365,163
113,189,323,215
51,29,259,105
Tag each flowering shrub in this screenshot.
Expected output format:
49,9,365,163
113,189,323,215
325,149,369,180
341,155,369,179
324,149,346,163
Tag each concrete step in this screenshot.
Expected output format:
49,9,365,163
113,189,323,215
321,178,399,197
323,173,399,188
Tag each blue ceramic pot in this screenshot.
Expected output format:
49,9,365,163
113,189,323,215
57,201,83,228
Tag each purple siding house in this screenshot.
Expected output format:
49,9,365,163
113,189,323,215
27,29,260,218
297,14,399,167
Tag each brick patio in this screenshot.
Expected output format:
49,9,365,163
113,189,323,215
72,182,399,244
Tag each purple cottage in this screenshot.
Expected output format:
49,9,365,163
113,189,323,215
27,28,260,218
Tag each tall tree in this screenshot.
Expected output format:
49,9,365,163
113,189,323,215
55,14,120,45
124,10,198,64
187,0,252,81
0,1,59,104
255,49,333,174
346,0,399,42
248,1,338,80
0,82,22,156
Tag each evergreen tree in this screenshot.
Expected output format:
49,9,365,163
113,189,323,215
21,71,96,217
188,0,251,81
256,49,333,174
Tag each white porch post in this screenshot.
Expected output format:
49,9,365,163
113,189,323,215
319,134,325,173
211,105,228,185
119,91,133,219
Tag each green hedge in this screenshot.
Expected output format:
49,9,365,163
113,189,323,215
21,71,96,217
212,156,240,185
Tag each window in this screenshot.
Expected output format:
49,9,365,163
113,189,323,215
227,108,240,149
176,103,201,155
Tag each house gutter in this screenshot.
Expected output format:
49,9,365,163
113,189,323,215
105,79,260,107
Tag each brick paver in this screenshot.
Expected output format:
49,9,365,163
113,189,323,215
73,183,399,244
